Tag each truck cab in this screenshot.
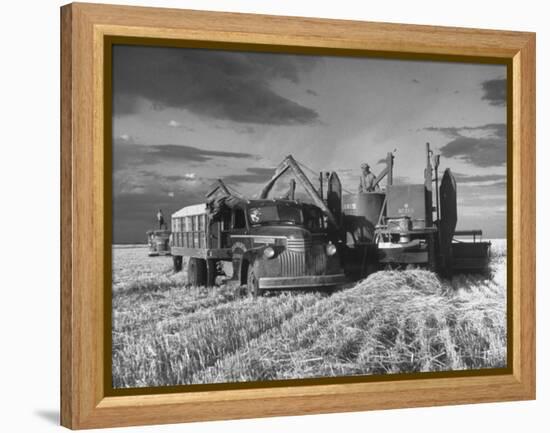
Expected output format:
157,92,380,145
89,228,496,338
170,198,346,295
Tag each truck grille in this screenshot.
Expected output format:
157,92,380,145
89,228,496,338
280,243,327,276
286,238,312,252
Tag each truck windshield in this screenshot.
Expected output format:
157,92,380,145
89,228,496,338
303,207,325,230
248,204,303,226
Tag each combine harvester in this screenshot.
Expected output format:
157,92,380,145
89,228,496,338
341,143,490,278
169,144,490,294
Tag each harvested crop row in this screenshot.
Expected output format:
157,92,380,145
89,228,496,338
113,250,245,329
112,291,323,388
113,282,246,332
112,246,175,292
194,268,507,384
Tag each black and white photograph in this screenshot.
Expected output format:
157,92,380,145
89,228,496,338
111,45,507,389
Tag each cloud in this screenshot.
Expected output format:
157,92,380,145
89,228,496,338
140,170,198,183
214,124,256,134
440,137,505,167
481,78,506,106
168,120,195,131
238,126,256,134
117,133,133,142
164,173,197,182
113,190,203,243
113,46,319,125
452,172,507,189
148,144,253,163
453,173,506,183
223,167,275,185
424,123,505,139
457,179,506,220
113,143,255,172
424,123,506,167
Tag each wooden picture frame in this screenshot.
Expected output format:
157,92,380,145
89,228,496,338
60,2,535,429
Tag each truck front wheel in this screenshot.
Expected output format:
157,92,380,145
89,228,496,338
247,265,263,297
173,255,183,272
187,257,207,286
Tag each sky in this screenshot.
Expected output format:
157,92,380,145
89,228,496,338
112,45,507,244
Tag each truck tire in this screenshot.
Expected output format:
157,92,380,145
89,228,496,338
206,259,217,288
247,264,263,297
187,257,207,286
173,255,183,272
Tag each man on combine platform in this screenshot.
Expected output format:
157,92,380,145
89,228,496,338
358,163,379,193
157,209,165,230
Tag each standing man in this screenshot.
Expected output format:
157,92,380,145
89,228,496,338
157,209,165,230
358,163,379,193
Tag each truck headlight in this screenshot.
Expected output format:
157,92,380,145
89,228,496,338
326,243,337,256
264,246,275,259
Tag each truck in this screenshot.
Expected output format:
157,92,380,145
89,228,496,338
170,162,347,295
146,229,171,256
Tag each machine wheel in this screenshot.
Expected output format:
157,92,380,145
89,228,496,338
172,255,183,272
187,257,207,286
206,259,217,288
427,234,438,273
247,264,263,297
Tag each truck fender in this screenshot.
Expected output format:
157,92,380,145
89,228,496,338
238,249,263,284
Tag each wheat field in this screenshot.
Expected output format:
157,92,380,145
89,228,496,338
111,240,507,388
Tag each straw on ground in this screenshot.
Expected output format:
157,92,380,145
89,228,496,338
112,240,506,388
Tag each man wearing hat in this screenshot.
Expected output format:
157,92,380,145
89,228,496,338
358,163,379,193
157,208,166,230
